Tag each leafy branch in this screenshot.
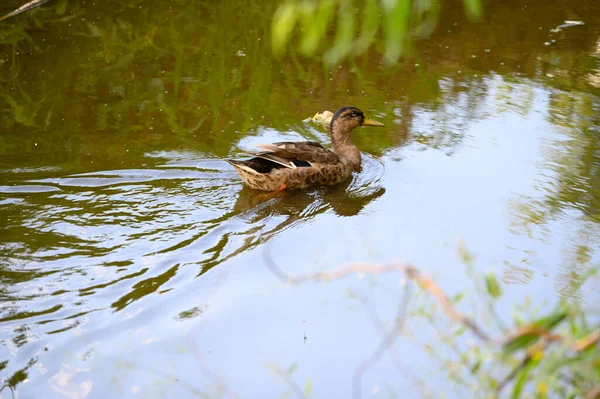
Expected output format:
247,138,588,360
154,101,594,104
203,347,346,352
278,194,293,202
271,0,483,65
264,249,600,398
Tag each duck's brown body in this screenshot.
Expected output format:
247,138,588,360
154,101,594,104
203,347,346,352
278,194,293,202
230,156,354,191
228,106,383,191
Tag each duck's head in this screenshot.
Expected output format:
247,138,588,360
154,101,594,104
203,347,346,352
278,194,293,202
330,106,384,137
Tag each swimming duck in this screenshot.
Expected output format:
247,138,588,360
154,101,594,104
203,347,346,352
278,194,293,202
228,106,384,191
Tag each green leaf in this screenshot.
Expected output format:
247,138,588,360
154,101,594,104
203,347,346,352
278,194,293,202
355,0,379,53
470,359,481,374
304,379,313,398
299,0,335,55
272,2,298,57
457,241,475,267
485,272,502,298
511,357,540,399
382,0,411,63
451,292,466,304
462,0,483,20
504,310,569,354
533,311,568,330
503,332,540,355
324,1,356,65
287,362,298,375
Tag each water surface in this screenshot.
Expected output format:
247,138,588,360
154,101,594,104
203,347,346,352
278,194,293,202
0,0,599,397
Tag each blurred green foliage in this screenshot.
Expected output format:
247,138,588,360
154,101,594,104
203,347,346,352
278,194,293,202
272,0,483,65
423,250,600,398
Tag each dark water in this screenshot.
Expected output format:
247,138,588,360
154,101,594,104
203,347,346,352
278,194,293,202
0,0,599,397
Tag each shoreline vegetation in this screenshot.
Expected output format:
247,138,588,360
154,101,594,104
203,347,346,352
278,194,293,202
264,242,600,399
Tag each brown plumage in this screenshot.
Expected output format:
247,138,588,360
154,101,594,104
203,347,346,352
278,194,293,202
228,106,384,191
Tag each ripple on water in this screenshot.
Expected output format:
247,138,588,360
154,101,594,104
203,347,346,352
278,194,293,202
0,153,387,387
0,185,61,194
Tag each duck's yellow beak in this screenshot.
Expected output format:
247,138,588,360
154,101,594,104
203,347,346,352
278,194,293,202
362,117,384,127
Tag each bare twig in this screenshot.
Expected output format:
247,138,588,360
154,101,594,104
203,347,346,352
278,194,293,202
185,266,240,399
264,252,492,342
187,343,239,399
586,386,600,399
0,385,16,399
573,329,600,351
361,295,434,398
412,268,492,342
0,0,52,22
352,284,412,399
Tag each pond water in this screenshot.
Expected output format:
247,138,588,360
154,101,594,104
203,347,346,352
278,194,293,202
0,0,599,397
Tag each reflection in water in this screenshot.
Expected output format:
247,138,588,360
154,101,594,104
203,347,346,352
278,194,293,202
508,91,600,298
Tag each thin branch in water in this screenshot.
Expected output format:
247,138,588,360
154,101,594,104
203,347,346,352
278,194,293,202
0,385,16,399
263,249,492,342
263,247,600,397
187,325,239,398
352,283,413,399
0,0,52,22
361,295,434,398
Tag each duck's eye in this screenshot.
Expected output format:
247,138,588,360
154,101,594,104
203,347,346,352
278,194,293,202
351,112,358,117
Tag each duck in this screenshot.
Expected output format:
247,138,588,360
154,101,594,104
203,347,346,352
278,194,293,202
228,106,384,191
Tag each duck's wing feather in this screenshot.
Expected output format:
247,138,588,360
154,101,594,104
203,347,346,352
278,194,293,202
240,151,297,169
255,141,339,165
229,141,338,175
